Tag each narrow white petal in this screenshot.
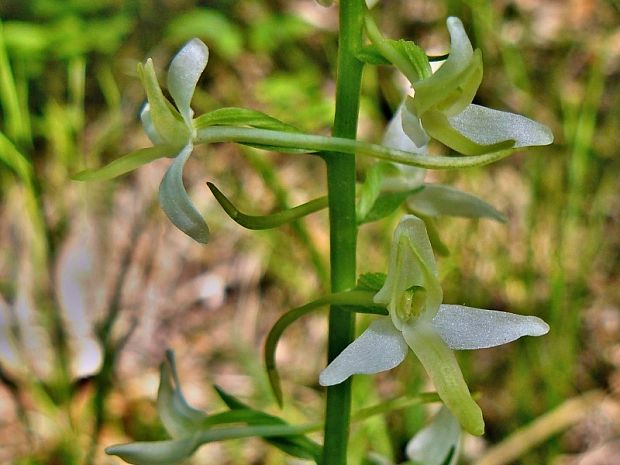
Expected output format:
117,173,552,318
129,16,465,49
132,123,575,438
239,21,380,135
406,406,461,465
167,39,209,122
407,183,505,222
433,304,550,350
448,104,554,148
319,318,408,386
159,144,210,243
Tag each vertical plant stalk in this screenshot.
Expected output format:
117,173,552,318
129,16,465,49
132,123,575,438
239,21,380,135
322,1,364,464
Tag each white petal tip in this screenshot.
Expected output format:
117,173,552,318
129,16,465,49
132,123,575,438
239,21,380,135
318,371,342,387
526,317,550,336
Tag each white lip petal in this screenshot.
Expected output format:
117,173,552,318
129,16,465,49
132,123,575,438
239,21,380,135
448,104,554,148
319,318,408,386
433,304,550,350
167,38,209,123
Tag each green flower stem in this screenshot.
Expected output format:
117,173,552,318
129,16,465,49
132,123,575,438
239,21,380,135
322,1,365,464
194,126,515,169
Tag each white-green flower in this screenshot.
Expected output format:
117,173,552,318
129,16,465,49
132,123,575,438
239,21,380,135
319,215,549,435
139,38,211,243
400,17,553,155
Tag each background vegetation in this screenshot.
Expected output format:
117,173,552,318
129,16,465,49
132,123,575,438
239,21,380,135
0,0,618,464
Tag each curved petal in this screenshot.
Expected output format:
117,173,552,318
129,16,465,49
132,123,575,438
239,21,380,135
433,304,550,350
407,184,506,222
448,104,554,148
406,406,461,465
167,39,209,123
403,321,484,436
140,103,163,145
105,437,199,465
319,318,408,386
159,144,210,243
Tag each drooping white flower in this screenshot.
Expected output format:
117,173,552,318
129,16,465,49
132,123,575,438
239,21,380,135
399,17,553,155
138,39,211,243
319,215,549,435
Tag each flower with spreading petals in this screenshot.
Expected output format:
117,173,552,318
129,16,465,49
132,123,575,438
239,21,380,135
139,38,211,243
319,215,549,435
396,17,553,156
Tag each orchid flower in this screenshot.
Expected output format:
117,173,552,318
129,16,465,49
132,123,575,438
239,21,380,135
399,17,553,155
139,38,211,243
319,215,549,435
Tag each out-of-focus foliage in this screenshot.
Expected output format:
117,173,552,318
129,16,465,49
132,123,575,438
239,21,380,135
0,1,619,465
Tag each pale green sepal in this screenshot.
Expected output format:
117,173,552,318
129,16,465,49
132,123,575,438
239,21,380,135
402,321,484,436
140,103,163,145
157,351,208,438
105,436,200,465
405,406,461,465
319,318,408,386
138,59,189,145
159,144,210,243
422,109,515,156
433,305,550,350
373,215,442,329
167,39,209,124
448,104,554,148
72,145,178,181
407,184,506,222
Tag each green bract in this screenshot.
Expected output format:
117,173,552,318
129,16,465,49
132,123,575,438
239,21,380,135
390,17,553,155
319,215,550,436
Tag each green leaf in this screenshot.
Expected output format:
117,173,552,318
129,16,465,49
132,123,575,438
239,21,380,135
355,45,391,65
159,144,210,243
357,161,396,222
356,273,387,292
384,38,432,81
0,131,33,182
213,386,323,462
72,145,177,181
207,182,327,230
358,189,421,225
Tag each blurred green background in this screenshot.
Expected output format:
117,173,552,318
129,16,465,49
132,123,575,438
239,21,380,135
0,0,619,464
